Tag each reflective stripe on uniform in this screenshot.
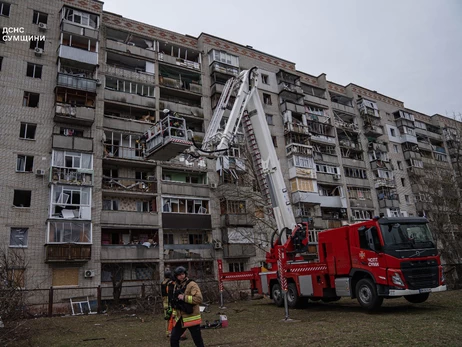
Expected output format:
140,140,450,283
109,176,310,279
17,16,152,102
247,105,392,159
185,295,193,304
182,314,202,327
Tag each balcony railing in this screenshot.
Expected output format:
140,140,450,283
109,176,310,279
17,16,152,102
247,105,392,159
374,178,396,188
102,176,157,194
51,167,93,186
45,244,91,262
158,53,201,71
284,122,311,135
103,144,144,160
58,45,98,66
223,244,256,259
210,61,239,77
159,76,202,94
52,134,93,152
286,143,313,157
55,102,95,126
57,73,97,92
100,244,160,260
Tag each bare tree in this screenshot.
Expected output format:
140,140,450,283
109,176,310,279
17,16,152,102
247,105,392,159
410,114,462,288
0,245,28,344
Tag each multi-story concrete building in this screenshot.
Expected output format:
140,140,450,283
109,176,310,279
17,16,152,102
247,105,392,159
1,0,460,299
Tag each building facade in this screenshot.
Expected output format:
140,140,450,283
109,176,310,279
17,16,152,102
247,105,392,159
1,0,460,298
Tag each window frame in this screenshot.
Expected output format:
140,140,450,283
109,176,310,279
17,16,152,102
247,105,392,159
16,155,34,172
0,1,11,17
23,91,40,107
13,190,32,208
19,123,37,140
26,62,43,78
10,228,28,248
32,10,48,24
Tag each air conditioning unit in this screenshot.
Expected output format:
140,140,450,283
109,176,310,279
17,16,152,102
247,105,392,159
35,169,46,176
38,22,47,30
214,241,222,250
96,79,102,86
210,183,218,189
333,174,341,180
84,270,95,278
34,47,43,56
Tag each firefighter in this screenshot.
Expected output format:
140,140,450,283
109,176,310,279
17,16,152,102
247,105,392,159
170,266,204,347
161,268,174,337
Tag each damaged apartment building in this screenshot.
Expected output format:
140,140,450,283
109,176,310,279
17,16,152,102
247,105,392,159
0,0,461,301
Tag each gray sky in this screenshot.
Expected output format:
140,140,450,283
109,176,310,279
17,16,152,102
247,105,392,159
103,0,462,117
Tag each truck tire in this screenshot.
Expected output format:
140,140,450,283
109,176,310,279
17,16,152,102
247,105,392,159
271,284,284,307
355,278,383,311
404,293,430,304
287,283,300,309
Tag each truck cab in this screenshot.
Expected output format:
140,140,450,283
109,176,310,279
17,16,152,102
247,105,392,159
320,216,446,310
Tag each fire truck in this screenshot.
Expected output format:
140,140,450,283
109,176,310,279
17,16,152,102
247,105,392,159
143,68,447,312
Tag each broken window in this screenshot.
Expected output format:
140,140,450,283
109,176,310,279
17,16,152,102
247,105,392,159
13,190,31,207
50,185,91,219
10,228,28,247
32,10,48,24
63,7,98,28
263,93,272,105
16,155,34,172
23,91,39,107
0,2,11,16
29,39,44,50
48,221,92,243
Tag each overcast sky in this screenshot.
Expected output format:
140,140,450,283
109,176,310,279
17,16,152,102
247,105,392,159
103,0,462,117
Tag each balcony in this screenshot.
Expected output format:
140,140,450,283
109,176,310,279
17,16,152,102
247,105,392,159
344,177,370,187
364,125,384,137
100,211,159,226
223,244,256,259
58,45,98,66
286,143,313,157
331,102,355,114
349,199,374,209
104,89,156,108
284,122,311,136
159,76,202,95
54,103,95,126
161,182,210,197
314,153,339,165
304,94,330,108
396,118,415,129
407,166,425,177
210,83,225,95
288,167,316,180
164,245,214,260
51,167,93,186
100,244,160,260
106,39,156,60
335,120,359,133
404,151,422,160
102,177,157,197
417,141,432,151
370,160,392,171
103,116,154,134
220,214,255,227
162,213,212,230
278,81,304,97
310,134,336,145
45,244,91,263
378,199,400,209
280,100,305,114
316,172,341,183
159,100,203,118
342,158,366,169
292,191,347,208
339,139,362,151
400,134,418,144
52,134,93,152
104,65,155,85
210,61,239,77
158,53,201,71
57,73,97,92
61,21,99,40
374,178,396,188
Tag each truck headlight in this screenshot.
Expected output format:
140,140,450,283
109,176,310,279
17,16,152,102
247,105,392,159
391,273,405,287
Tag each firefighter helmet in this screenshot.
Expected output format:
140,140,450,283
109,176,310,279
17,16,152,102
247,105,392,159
173,266,187,277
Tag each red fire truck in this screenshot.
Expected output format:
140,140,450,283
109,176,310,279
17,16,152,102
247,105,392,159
144,68,446,312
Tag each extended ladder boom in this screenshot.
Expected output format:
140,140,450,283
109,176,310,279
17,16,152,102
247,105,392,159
205,69,297,244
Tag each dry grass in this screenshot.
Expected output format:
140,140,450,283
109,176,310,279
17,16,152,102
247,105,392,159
6,290,462,347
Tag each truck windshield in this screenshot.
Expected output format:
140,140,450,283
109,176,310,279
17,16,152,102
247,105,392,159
380,223,435,249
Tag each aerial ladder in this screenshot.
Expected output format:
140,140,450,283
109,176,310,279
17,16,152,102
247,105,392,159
144,68,313,319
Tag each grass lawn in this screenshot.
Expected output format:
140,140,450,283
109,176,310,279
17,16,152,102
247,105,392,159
8,289,462,347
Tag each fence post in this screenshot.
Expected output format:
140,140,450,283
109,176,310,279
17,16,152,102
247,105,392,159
97,285,102,314
141,283,145,299
48,286,53,318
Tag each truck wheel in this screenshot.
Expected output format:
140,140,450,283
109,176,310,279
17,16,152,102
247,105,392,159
271,284,284,307
404,293,430,304
287,283,300,308
355,278,383,311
